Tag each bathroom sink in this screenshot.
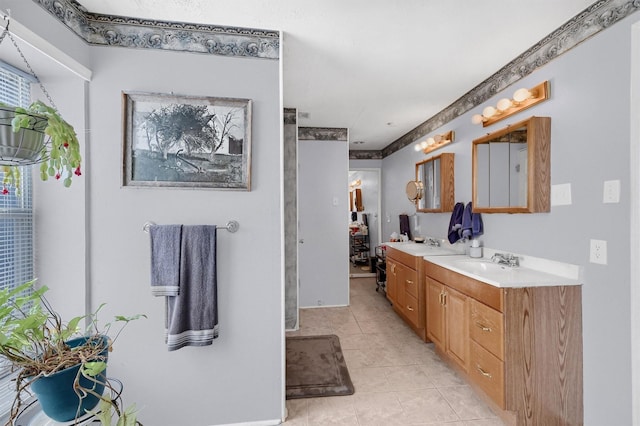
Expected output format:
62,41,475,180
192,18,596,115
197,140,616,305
449,258,513,274
388,242,460,256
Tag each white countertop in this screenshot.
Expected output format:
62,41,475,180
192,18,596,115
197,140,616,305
383,240,465,257
383,240,582,288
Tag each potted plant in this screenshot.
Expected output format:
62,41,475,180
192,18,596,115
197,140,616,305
0,280,144,425
0,100,82,195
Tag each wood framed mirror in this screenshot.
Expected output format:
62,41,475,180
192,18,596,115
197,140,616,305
415,152,455,213
472,116,550,213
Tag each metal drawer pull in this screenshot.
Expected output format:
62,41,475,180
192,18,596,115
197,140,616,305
406,280,414,285
476,365,492,378
406,305,414,311
475,322,492,332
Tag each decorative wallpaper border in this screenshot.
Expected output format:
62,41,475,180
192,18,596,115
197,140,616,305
33,0,280,59
349,150,383,160
378,0,640,158
298,127,348,141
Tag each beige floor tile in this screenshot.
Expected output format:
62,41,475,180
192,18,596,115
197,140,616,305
438,386,498,421
306,395,359,426
463,419,506,426
396,388,460,424
353,392,409,426
284,399,308,425
348,366,389,393
383,365,435,391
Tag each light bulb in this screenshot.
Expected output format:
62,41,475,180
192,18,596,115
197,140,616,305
414,144,422,152
426,137,436,146
420,141,428,149
513,88,532,103
434,134,442,143
471,114,484,125
497,98,513,111
482,106,497,118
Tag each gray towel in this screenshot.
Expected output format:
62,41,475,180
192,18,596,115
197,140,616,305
149,224,182,297
165,225,218,351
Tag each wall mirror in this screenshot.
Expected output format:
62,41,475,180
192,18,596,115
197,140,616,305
414,152,455,213
472,116,550,213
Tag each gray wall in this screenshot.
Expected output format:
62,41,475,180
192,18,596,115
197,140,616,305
9,3,284,424
382,13,638,425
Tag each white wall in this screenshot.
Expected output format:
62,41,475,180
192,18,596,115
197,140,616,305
382,13,639,425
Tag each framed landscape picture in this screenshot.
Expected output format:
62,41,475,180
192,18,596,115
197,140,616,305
122,92,252,190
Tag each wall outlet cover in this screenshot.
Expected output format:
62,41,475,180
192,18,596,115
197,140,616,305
603,180,621,204
551,183,572,206
589,239,608,265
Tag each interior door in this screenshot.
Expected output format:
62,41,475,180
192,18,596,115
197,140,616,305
297,139,349,307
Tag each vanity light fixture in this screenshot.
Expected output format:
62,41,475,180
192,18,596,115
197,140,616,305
471,81,550,127
414,130,455,155
349,179,361,190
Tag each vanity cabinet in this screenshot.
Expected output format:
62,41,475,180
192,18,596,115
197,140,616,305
426,278,469,372
385,247,425,340
424,259,583,425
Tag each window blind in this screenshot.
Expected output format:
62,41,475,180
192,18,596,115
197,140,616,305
0,60,34,419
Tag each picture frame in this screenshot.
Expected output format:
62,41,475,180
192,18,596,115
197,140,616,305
122,91,252,190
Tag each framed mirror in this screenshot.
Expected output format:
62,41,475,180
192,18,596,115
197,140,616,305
415,153,455,213
472,116,550,213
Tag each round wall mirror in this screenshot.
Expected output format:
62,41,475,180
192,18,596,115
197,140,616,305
406,181,423,202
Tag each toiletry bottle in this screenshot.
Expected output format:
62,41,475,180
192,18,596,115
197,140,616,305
469,239,482,258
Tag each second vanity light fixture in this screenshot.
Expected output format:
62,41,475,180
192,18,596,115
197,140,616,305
414,130,455,155
471,81,550,127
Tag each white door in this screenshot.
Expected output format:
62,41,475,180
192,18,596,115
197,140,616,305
297,139,349,308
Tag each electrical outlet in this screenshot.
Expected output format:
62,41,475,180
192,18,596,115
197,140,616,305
603,180,621,204
589,239,607,265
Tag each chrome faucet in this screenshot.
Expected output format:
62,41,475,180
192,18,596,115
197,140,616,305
491,252,520,267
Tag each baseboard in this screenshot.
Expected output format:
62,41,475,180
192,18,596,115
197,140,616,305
208,419,282,426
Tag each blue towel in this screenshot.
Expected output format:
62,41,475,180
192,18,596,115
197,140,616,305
149,225,182,296
462,202,483,239
165,225,219,351
447,202,465,244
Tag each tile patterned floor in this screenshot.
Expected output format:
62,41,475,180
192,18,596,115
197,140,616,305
284,277,505,426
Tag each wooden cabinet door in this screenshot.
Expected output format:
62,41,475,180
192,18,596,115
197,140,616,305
445,286,469,372
386,259,398,304
426,277,444,349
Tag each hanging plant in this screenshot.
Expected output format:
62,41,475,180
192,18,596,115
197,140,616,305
0,21,82,195
0,100,82,194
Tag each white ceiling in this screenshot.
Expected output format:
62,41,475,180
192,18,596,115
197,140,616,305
72,1,594,150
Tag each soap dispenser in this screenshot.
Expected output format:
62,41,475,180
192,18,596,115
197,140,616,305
469,239,482,258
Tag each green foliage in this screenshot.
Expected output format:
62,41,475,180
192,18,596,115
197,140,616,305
0,280,145,425
1,100,82,195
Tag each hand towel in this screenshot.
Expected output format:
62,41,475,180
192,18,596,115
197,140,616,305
165,225,219,351
399,214,412,241
149,224,182,296
447,202,465,244
461,202,473,240
471,204,484,237
462,202,484,240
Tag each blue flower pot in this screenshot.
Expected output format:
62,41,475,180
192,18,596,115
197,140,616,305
30,335,109,422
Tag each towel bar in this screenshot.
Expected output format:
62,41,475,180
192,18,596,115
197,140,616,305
143,220,239,233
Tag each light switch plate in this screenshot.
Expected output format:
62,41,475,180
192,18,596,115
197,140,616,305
603,180,621,204
589,239,607,265
551,183,572,206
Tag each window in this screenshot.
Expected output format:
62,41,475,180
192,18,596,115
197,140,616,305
0,61,34,419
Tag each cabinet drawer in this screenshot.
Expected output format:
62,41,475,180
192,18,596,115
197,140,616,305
469,299,504,360
470,341,505,409
404,269,418,298
404,293,420,328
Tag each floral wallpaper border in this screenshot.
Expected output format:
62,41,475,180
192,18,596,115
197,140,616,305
34,0,279,59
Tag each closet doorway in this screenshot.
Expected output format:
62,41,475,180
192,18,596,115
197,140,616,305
348,169,381,278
